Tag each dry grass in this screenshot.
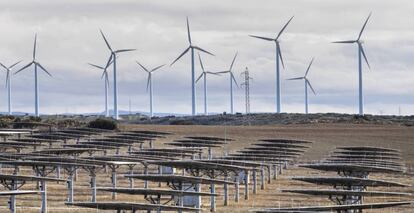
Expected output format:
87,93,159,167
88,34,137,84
0,123,413,212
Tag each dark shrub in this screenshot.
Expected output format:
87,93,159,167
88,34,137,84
170,119,195,125
87,118,118,130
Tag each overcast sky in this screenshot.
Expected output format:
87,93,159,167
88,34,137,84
0,0,413,115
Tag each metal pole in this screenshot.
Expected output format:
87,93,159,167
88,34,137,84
305,80,308,114
113,54,119,120
191,48,196,116
244,170,249,200
149,73,153,118
210,183,216,212
230,73,233,114
111,169,117,199
40,181,47,213
68,172,74,203
104,74,109,117
252,170,257,194
8,74,12,115
224,175,228,206
235,176,240,202
260,166,265,190
358,44,364,116
91,174,97,202
35,64,39,117
276,42,281,113
204,74,207,115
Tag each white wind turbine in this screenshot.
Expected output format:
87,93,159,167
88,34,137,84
15,34,52,117
217,52,239,114
99,29,136,120
136,61,165,118
88,59,114,117
171,17,214,116
196,53,220,115
287,58,316,114
0,60,21,115
333,13,372,116
249,16,294,113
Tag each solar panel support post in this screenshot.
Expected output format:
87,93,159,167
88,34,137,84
208,147,212,160
158,166,163,187
144,165,148,188
284,161,288,169
273,165,278,179
244,170,249,200
195,183,202,213
56,166,61,179
67,175,74,203
90,173,97,202
234,176,240,202
128,166,134,189
40,181,47,213
278,165,283,175
260,166,265,190
252,170,257,194
224,175,229,206
111,169,117,200
9,180,16,213
210,183,216,212
267,165,271,184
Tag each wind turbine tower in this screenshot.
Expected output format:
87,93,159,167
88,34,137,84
15,34,52,117
333,13,372,116
249,16,294,113
171,17,214,116
0,60,21,115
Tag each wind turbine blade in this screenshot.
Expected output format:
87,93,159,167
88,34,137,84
193,46,214,56
198,53,205,72
305,57,314,77
332,40,356,44
36,62,52,77
115,49,136,53
151,64,165,72
229,52,238,71
277,44,285,69
307,79,316,95
360,45,371,69
186,17,192,44
170,47,190,66
105,54,113,69
207,71,220,75
286,77,304,80
14,62,33,75
216,71,229,74
9,60,22,69
358,12,372,41
276,16,294,40
5,70,9,88
146,75,151,92
99,29,113,51
0,62,8,70
195,73,204,83
136,61,149,72
33,34,37,60
248,35,274,41
231,73,239,87
88,63,104,70
105,73,110,88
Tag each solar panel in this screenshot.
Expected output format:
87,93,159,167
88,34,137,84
97,187,218,197
282,189,412,197
0,190,40,196
299,163,405,173
66,202,200,212
125,174,234,185
291,176,410,187
336,146,400,153
185,136,233,141
259,139,312,144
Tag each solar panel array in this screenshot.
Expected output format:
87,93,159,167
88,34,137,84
254,146,413,212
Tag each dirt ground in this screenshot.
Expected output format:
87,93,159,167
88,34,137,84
0,123,413,212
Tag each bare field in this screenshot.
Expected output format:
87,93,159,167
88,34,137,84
1,123,413,212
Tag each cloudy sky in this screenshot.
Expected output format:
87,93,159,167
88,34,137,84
0,0,413,115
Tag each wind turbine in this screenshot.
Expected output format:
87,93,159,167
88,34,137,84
15,34,52,117
136,61,165,118
249,16,294,113
99,29,136,120
196,53,220,115
88,59,113,117
0,60,21,115
171,17,214,116
217,52,239,114
287,58,316,114
333,13,372,116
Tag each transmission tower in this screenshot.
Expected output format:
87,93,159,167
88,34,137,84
241,67,252,114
